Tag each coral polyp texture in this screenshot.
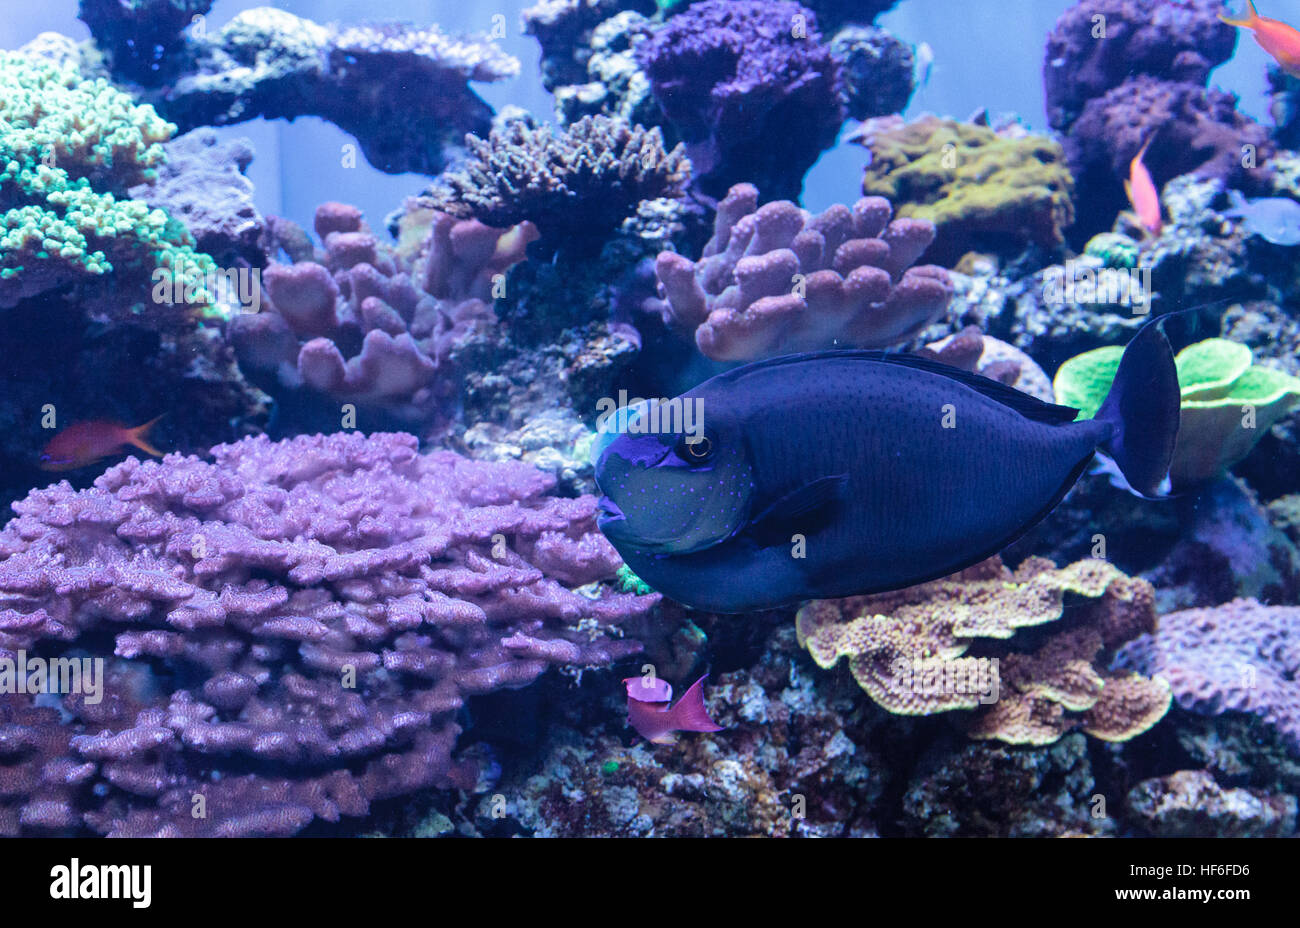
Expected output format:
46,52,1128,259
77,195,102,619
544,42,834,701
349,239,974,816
795,556,1172,745
229,202,535,425
433,114,688,254
854,115,1076,266
636,0,844,201
1115,598,1300,756
0,431,656,836
653,183,952,361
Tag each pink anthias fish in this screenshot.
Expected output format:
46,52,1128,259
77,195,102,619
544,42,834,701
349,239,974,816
1124,136,1162,236
623,675,723,744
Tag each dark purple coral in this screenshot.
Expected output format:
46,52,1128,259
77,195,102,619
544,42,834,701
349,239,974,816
1115,598,1300,755
0,431,655,836
637,0,845,202
1043,0,1237,132
1063,75,1274,239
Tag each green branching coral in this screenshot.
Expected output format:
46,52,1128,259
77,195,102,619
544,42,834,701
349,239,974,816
1054,337,1300,489
433,114,689,254
852,114,1074,266
0,51,219,314
0,50,171,192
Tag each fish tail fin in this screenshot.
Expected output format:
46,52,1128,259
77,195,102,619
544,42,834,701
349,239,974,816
668,676,723,734
1095,317,1181,498
1220,0,1259,27
127,415,165,458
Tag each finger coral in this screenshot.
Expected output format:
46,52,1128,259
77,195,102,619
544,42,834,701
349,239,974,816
636,0,844,202
0,431,656,836
433,114,688,255
230,202,536,426
795,556,1171,745
853,115,1076,267
653,183,952,361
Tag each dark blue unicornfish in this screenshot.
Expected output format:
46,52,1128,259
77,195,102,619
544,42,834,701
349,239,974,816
594,318,1180,613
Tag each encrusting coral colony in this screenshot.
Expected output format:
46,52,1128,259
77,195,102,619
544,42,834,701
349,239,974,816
0,0,1299,840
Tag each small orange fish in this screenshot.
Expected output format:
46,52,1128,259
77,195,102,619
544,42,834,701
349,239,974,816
39,417,165,472
1221,1,1300,77
1124,136,1162,236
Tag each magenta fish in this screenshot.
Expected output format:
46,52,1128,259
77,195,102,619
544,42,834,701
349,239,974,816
624,675,723,744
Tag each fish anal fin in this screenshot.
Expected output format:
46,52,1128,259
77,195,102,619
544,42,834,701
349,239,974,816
750,474,848,545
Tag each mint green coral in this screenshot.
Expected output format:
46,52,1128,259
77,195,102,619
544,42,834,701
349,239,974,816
0,52,221,315
1054,337,1300,488
616,564,655,596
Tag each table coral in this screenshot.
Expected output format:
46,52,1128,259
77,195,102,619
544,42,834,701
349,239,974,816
0,431,656,836
636,0,844,201
653,183,952,361
432,114,688,256
795,556,1171,745
853,115,1075,267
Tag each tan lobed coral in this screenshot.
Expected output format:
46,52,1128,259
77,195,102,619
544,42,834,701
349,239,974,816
654,182,953,361
795,556,1171,745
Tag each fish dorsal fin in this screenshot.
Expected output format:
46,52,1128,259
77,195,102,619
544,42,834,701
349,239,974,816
711,349,1081,426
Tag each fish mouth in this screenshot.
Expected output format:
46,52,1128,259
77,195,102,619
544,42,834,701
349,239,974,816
596,496,626,529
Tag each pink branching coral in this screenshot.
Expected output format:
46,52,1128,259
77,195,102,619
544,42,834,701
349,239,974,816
0,431,655,836
653,183,952,361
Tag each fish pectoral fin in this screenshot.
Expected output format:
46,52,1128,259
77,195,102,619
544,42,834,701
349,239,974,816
748,475,848,545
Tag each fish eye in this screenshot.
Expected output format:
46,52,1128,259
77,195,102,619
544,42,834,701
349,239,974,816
677,435,714,463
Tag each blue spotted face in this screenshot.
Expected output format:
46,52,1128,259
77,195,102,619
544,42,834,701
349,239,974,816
594,401,755,556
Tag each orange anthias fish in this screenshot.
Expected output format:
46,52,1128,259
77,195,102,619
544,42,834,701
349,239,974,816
1221,1,1300,77
1124,137,1162,236
39,417,165,472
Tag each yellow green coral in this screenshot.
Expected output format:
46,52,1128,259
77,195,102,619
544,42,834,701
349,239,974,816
1054,337,1300,489
855,115,1074,266
0,50,172,191
795,556,1171,745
